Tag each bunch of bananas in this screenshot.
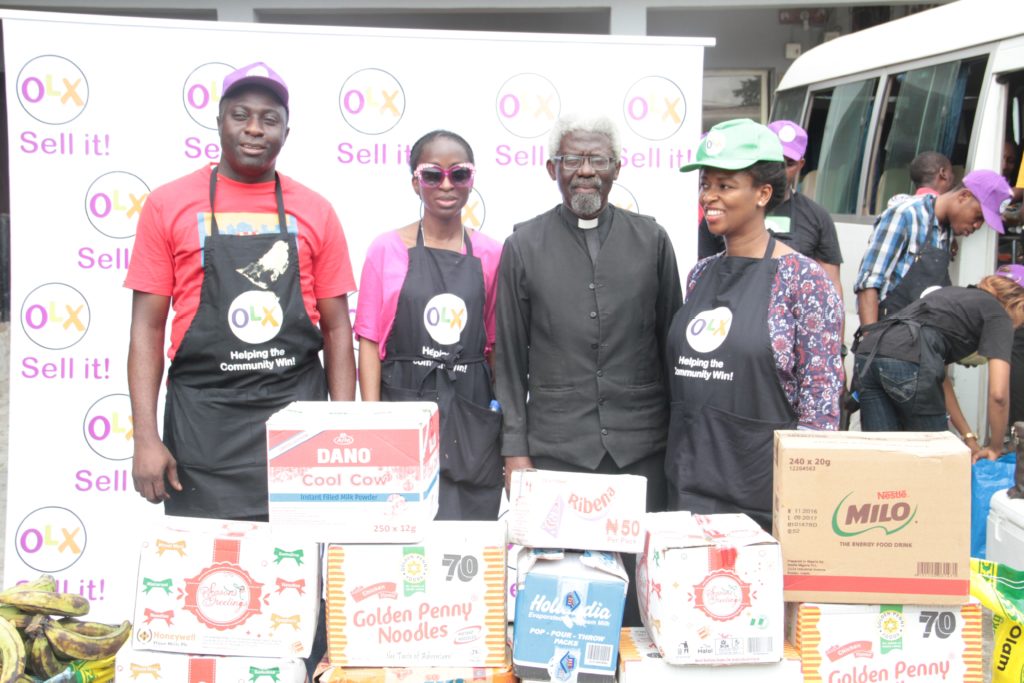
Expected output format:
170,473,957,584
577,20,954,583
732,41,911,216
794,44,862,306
0,574,131,683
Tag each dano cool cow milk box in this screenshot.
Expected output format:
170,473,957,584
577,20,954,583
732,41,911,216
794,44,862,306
266,401,439,543
507,469,646,552
131,516,319,658
325,521,507,668
637,512,784,665
774,430,970,604
512,549,627,683
788,600,983,683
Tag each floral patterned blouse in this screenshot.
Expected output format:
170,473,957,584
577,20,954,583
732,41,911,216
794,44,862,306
686,251,843,430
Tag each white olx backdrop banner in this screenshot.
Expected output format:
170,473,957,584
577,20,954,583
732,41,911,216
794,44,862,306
1,9,710,620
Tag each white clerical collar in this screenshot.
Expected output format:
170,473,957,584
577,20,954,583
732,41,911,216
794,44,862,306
577,217,599,230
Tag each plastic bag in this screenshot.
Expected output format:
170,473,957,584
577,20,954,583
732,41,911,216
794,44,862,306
972,559,1024,682
972,453,1016,557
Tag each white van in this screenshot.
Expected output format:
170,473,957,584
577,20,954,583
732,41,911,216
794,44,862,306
772,0,1024,434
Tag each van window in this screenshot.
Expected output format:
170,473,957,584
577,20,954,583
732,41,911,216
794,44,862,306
869,56,987,213
802,79,878,214
772,87,806,124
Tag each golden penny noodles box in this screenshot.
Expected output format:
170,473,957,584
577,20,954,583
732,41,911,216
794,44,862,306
325,521,507,668
773,431,970,605
130,516,319,658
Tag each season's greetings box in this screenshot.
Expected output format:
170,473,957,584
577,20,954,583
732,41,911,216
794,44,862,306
115,642,306,683
637,512,784,665
507,469,647,552
130,516,319,658
617,627,802,682
774,430,970,604
787,600,983,683
325,521,507,668
266,401,440,543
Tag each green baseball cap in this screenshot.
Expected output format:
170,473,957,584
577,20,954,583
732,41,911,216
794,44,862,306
680,118,785,172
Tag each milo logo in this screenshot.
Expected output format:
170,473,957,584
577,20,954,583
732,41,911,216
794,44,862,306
831,492,917,537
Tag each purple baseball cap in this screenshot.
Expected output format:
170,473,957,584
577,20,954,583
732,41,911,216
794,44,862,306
963,169,1012,234
767,120,808,161
997,264,1024,286
223,62,289,111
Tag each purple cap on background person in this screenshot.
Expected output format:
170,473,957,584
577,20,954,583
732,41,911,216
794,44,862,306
767,120,808,161
997,264,1024,287
222,62,289,111
963,169,1012,234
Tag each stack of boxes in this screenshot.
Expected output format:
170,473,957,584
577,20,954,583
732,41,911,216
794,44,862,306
116,516,315,681
613,430,980,683
118,401,982,682
774,430,982,682
265,401,513,682
507,468,647,683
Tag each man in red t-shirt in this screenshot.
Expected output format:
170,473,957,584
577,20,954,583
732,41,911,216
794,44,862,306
125,62,356,521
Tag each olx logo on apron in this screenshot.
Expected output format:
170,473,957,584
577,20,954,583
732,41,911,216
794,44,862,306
686,306,733,353
229,290,284,344
422,293,468,345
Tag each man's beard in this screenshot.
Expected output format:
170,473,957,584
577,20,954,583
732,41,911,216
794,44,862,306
569,184,603,217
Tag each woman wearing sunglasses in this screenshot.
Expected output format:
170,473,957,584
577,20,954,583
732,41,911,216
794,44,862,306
354,130,504,520
667,118,843,531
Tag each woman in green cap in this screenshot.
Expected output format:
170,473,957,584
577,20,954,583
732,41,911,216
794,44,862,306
666,118,843,530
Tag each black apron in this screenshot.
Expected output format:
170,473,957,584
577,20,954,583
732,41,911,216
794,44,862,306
878,220,951,319
163,168,327,520
665,237,797,530
381,227,502,520
853,303,948,418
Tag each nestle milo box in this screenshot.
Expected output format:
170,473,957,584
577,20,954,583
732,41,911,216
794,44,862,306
773,431,969,605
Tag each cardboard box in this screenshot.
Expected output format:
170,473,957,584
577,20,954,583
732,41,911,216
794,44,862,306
617,627,802,682
130,517,319,658
326,521,507,668
788,600,983,683
512,549,627,683
637,512,784,665
116,641,306,683
506,543,522,622
507,469,647,552
773,430,970,604
315,660,515,682
266,401,439,543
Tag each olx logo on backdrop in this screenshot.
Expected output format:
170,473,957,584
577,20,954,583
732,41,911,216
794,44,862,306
419,189,487,231
183,62,234,130
495,73,561,139
21,283,91,350
609,184,639,214
338,68,406,135
83,394,133,462
17,55,89,125
16,507,87,572
623,76,686,141
85,171,150,239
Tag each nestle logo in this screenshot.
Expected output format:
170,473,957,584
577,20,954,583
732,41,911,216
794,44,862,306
333,433,354,446
876,490,907,500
